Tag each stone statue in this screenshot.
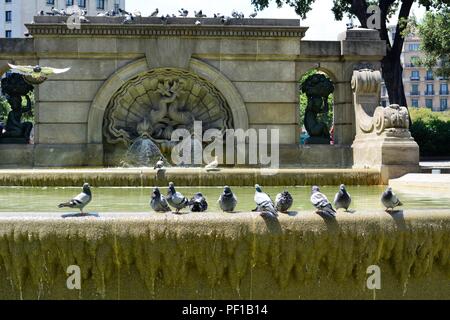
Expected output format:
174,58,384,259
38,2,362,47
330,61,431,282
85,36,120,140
0,73,34,144
104,68,233,162
301,73,335,144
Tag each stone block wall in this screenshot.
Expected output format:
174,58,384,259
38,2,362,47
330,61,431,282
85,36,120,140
0,18,387,168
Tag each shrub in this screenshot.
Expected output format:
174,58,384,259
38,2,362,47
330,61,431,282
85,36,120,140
410,108,450,157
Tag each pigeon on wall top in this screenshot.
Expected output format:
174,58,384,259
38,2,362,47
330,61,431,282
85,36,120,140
218,186,237,212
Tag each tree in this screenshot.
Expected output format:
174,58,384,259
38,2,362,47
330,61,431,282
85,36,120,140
251,0,449,108
413,8,450,77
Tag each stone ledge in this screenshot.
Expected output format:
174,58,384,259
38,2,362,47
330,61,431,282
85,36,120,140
0,168,382,186
0,209,448,299
27,17,307,38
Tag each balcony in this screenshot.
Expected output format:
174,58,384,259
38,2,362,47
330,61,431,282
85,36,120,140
425,76,434,81
410,91,420,96
425,91,435,96
410,76,420,81
440,90,449,95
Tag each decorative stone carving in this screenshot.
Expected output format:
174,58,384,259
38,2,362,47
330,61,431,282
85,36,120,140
352,69,409,136
103,68,233,153
301,73,334,144
351,68,419,180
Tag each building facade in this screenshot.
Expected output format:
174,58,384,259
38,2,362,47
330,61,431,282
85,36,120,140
381,29,449,112
0,0,125,38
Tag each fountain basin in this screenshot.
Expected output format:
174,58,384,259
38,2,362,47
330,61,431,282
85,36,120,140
0,210,448,300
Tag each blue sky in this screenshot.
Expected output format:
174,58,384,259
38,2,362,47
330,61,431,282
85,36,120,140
125,0,426,40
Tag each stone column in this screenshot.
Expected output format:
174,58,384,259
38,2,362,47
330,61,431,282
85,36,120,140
351,69,420,182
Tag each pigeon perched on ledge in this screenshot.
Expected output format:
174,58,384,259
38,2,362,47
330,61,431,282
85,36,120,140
150,186,170,212
167,182,189,214
275,190,293,213
58,183,92,215
154,156,164,170
381,187,403,212
218,186,237,212
189,192,208,212
254,184,278,218
205,156,219,171
334,184,351,211
310,185,336,218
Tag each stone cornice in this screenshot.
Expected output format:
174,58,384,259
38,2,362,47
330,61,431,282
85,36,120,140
26,17,307,39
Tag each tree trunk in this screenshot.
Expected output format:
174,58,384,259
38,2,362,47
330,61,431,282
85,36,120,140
382,51,407,106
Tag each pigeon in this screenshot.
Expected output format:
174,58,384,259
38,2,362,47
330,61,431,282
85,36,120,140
38,10,45,16
205,156,219,171
79,16,90,23
254,184,278,218
249,11,258,18
334,184,352,211
58,183,92,215
179,8,189,17
214,13,224,19
154,156,164,170
189,192,208,212
51,7,62,15
218,186,237,212
149,8,158,17
310,186,336,218
381,187,403,212
150,187,171,212
195,20,202,26
167,182,189,214
8,64,70,79
194,10,206,18
221,16,232,25
275,190,293,213
122,13,134,24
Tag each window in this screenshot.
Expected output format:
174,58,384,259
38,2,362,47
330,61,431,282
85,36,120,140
5,30,11,38
411,70,420,80
5,0,12,3
426,69,434,80
5,11,11,22
411,84,419,95
411,99,419,108
440,99,448,111
46,0,54,5
440,83,449,95
97,0,105,9
408,43,420,51
426,83,434,95
426,99,433,109
78,0,86,7
66,0,73,6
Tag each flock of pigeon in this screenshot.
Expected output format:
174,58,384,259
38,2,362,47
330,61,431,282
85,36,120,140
58,181,403,219
37,7,258,26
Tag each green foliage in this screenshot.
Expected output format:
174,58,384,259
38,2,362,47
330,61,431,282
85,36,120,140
0,95,9,122
416,9,450,77
410,108,450,157
0,93,35,124
298,70,334,129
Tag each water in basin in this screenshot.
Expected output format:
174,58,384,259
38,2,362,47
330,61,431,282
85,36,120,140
0,186,449,213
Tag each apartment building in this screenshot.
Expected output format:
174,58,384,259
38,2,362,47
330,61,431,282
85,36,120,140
0,0,125,38
381,28,449,112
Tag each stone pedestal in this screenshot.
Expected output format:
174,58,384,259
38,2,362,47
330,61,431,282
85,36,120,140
351,69,419,182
